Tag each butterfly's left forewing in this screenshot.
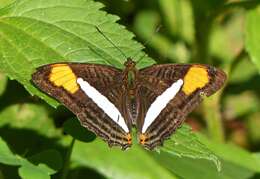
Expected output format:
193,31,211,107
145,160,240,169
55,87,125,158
32,63,132,149
137,64,226,150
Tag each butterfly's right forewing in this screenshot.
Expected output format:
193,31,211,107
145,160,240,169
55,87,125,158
32,63,132,149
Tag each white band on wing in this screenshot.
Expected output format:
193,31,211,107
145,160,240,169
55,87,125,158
142,79,184,133
77,78,129,133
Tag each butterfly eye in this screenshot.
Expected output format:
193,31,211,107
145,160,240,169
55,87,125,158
199,91,206,97
124,58,136,69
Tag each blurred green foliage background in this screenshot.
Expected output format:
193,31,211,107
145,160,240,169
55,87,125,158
0,0,260,179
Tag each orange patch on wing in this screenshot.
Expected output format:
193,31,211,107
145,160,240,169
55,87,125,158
139,134,147,145
49,64,79,94
126,133,132,145
182,66,209,95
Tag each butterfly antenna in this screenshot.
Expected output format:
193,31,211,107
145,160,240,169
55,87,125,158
134,25,162,65
95,26,128,59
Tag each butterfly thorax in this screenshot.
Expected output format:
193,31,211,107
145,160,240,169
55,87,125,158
122,58,140,127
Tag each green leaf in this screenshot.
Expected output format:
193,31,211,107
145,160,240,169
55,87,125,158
228,57,258,84
28,150,63,175
0,137,21,166
18,161,50,179
70,138,178,179
0,103,61,139
154,152,254,179
0,72,7,96
0,0,14,9
0,138,61,179
158,0,194,43
190,0,227,14
246,5,260,72
134,10,190,63
68,125,220,179
211,12,244,63
223,92,259,120
0,103,64,178
0,0,154,107
253,153,260,165
158,125,221,171
197,134,260,173
247,113,260,143
63,118,96,143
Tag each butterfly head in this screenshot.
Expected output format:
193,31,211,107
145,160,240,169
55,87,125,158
124,58,136,70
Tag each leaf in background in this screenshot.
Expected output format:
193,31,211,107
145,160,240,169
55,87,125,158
0,0,154,107
246,5,260,72
157,125,221,171
154,152,254,179
0,72,7,96
67,125,221,179
211,12,244,64
0,103,61,139
190,0,227,15
253,153,260,165
70,138,178,179
247,113,260,144
28,150,63,174
0,137,21,166
0,0,14,9
134,10,190,63
228,57,258,84
197,134,260,173
0,138,61,179
0,102,66,170
63,118,96,143
223,92,259,120
18,161,51,179
158,0,194,43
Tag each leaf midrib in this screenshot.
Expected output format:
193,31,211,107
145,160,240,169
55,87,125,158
0,16,125,66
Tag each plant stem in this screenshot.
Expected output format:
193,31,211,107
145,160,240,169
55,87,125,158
229,49,248,75
192,17,212,63
202,93,225,143
61,138,75,179
191,3,226,142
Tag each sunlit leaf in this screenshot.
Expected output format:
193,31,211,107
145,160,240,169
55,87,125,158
18,161,50,179
158,125,221,171
134,10,190,63
198,134,260,173
0,103,61,138
154,152,254,179
0,137,21,166
0,0,154,107
70,138,178,179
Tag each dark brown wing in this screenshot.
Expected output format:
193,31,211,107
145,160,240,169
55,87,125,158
137,64,226,150
32,63,132,150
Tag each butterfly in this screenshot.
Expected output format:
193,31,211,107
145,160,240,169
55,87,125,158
32,58,226,150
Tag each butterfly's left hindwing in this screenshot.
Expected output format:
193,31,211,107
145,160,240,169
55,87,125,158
138,64,226,150
32,63,132,149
